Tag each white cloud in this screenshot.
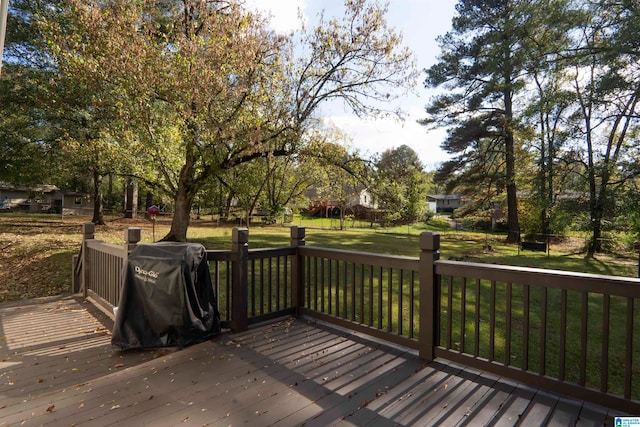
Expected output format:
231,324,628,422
324,112,449,171
243,0,307,34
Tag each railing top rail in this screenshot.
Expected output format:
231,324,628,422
436,259,640,297
206,250,233,262
248,247,296,260
300,245,419,271
85,239,126,258
206,247,296,262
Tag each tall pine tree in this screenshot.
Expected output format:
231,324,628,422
422,0,537,242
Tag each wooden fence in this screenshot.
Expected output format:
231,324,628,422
75,224,640,413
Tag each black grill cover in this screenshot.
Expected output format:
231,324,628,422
111,242,220,350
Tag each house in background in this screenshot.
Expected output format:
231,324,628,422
427,194,466,214
0,182,92,215
305,185,377,219
50,189,93,215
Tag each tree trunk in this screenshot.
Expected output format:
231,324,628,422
106,172,114,211
587,208,603,257
124,179,138,219
505,135,519,243
92,170,105,225
145,191,154,209
145,191,154,220
503,93,519,242
502,39,519,243
163,132,197,242
163,186,192,241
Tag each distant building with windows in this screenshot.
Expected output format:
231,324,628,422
427,194,466,213
0,182,92,215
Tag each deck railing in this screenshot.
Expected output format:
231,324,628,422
433,258,640,413
75,223,140,314
76,224,640,413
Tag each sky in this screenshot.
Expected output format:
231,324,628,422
245,0,458,170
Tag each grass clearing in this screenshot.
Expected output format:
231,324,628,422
0,213,637,302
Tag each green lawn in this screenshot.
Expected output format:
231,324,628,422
0,212,635,303
188,215,638,278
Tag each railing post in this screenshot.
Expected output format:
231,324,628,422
124,227,141,252
231,228,249,332
122,227,141,306
290,226,306,316
419,232,440,361
81,223,95,298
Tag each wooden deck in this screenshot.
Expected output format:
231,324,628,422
0,296,626,426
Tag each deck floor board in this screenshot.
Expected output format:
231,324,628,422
0,296,630,426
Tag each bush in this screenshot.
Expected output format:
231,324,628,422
596,232,638,255
460,215,492,231
381,211,402,227
425,216,451,231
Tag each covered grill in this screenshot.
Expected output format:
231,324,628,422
111,242,220,350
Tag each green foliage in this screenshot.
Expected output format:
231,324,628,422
424,216,449,231
460,215,493,232
423,0,640,252
24,0,416,241
422,0,537,241
0,1,67,185
373,144,429,225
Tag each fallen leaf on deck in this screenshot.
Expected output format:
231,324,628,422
111,404,120,410
46,404,55,412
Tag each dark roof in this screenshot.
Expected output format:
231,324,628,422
427,194,463,201
0,181,60,193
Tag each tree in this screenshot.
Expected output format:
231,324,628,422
0,0,64,186
40,0,416,241
311,142,369,230
566,0,640,256
422,0,534,242
1,0,131,224
374,144,428,224
519,0,576,236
